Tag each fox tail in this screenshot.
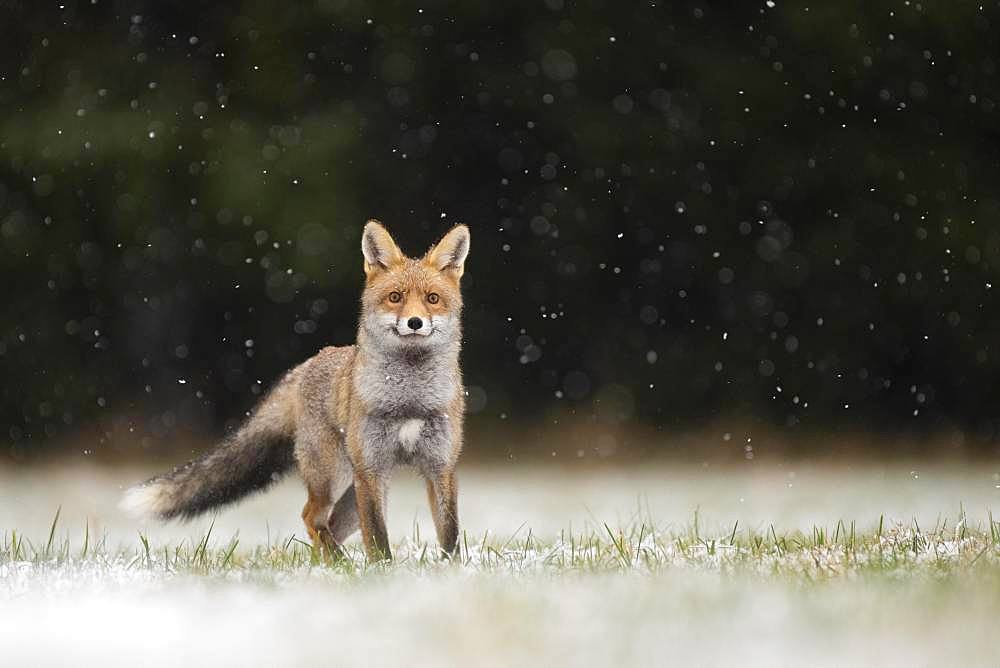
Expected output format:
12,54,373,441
120,382,297,521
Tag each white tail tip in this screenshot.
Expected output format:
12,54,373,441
119,483,167,519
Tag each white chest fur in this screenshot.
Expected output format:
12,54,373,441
355,348,458,415
397,418,424,452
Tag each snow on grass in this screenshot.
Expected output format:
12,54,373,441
2,464,1000,666
3,507,999,582
1,521,999,667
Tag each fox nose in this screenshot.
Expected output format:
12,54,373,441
406,316,423,331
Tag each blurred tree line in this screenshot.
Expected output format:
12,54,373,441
2,0,1000,456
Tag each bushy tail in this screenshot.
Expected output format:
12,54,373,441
121,382,297,521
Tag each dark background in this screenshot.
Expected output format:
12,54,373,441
3,1,1000,458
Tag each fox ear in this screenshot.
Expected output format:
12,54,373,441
425,225,470,279
361,220,404,275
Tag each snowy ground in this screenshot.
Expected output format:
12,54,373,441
2,462,1000,666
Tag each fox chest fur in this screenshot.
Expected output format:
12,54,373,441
352,348,461,474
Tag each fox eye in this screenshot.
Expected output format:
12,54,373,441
388,291,402,303
426,292,440,304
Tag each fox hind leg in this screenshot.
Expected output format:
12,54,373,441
296,427,355,558
327,484,360,544
301,484,343,558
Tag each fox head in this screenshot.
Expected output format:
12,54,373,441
359,220,470,353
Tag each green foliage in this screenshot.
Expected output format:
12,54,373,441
3,2,1000,452
3,511,1000,580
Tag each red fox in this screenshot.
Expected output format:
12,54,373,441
122,221,471,561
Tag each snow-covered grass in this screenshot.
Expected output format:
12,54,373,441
2,463,1000,666
5,504,999,579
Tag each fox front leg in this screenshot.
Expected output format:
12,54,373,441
425,469,459,558
354,472,392,561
